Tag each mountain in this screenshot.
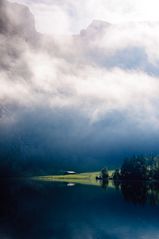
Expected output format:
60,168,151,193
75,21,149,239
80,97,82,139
0,0,39,41
80,20,111,38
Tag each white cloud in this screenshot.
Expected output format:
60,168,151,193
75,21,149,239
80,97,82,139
2,1,159,131
1,0,159,162
8,0,159,34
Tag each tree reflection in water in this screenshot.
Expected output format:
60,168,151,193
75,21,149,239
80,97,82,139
100,179,108,189
112,181,159,205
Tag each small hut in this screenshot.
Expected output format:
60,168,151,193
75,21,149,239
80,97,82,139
64,171,77,175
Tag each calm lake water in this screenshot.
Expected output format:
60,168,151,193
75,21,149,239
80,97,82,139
1,179,159,239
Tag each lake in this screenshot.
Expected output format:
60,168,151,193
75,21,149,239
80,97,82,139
0,179,159,239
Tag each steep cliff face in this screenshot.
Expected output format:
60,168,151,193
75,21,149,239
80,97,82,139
0,0,38,41
80,20,111,38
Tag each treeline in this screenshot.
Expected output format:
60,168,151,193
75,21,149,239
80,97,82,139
100,155,159,181
114,155,159,181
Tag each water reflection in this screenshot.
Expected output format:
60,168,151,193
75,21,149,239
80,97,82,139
67,183,76,187
121,182,159,205
99,179,109,189
97,179,159,206
1,179,159,239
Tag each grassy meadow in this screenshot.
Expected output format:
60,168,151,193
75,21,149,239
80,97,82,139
33,171,115,187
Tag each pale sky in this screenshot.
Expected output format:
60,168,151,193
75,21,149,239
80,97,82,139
8,0,159,34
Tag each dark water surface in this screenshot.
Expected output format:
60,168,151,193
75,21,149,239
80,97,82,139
0,179,159,239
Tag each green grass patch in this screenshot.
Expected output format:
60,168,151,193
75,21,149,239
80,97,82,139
32,170,115,187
